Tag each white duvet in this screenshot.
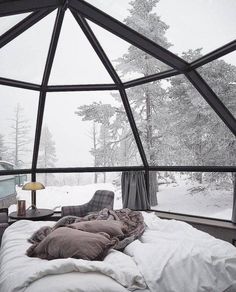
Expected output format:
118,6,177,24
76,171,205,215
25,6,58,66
126,212,236,292
1,212,236,292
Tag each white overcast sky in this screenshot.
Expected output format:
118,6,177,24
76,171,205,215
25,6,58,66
0,0,235,167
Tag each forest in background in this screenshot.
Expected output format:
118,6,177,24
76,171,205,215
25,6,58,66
0,0,235,195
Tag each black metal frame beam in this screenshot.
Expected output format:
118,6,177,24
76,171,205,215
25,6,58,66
0,0,61,17
0,77,41,91
46,83,118,92
0,169,32,176
190,40,236,70
1,165,235,176
69,0,189,72
119,87,149,167
0,166,145,176
32,6,65,171
72,11,148,168
149,166,236,172
71,10,121,85
186,70,236,136
124,69,179,89
0,9,54,49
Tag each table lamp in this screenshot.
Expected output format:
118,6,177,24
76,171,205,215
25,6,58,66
22,182,45,210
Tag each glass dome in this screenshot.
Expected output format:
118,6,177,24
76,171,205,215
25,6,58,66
0,0,235,219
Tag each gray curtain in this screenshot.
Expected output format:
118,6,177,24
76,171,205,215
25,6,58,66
121,171,150,210
232,173,236,223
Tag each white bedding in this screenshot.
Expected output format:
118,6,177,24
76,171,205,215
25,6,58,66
1,212,236,292
126,212,236,292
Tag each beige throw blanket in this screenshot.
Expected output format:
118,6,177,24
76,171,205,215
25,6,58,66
30,208,146,251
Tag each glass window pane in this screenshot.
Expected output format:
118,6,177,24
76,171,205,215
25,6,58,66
197,51,236,118
0,85,39,169
0,174,17,208
49,11,113,85
86,0,236,61
151,171,234,220
89,21,171,82
38,91,142,168
0,13,30,36
126,75,236,166
8,172,122,211
0,11,56,84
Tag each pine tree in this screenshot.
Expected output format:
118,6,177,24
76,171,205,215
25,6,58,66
168,49,236,184
9,103,30,167
75,102,117,183
38,125,57,185
114,0,172,204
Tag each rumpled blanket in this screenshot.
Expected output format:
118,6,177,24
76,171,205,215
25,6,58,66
29,208,145,251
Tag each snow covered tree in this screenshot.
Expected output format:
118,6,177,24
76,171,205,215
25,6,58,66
114,0,172,204
9,103,30,167
168,49,236,184
38,125,57,185
75,102,117,183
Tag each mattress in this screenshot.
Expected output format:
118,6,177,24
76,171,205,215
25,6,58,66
1,212,236,292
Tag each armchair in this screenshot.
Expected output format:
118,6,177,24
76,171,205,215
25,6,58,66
61,190,115,217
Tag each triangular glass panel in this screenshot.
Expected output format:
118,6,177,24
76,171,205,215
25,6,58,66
197,51,236,118
126,75,236,166
48,11,114,85
0,85,39,170
88,20,171,82
0,11,56,84
38,91,143,168
86,0,236,61
0,13,30,36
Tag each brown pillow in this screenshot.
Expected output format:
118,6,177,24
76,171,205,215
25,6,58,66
28,226,53,244
68,220,126,238
26,227,117,261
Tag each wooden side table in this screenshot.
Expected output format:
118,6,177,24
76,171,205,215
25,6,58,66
9,209,54,221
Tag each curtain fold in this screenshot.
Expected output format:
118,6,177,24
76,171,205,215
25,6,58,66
231,173,236,223
121,171,150,210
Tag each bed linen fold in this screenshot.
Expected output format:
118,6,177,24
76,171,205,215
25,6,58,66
0,220,146,292
124,212,236,292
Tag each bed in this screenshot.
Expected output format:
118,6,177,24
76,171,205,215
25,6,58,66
0,212,236,292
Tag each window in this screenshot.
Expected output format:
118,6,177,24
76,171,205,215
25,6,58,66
198,51,236,118
126,75,236,166
9,172,122,211
0,11,56,83
39,90,142,168
151,171,234,220
0,85,39,169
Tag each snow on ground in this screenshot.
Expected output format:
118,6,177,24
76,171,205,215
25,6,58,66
9,183,123,213
153,179,232,220
9,179,232,221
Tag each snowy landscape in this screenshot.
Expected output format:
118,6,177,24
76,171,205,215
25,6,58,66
9,173,233,221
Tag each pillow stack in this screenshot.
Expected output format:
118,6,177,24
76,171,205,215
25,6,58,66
27,220,125,261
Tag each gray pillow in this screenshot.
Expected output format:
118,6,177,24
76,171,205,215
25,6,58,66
26,227,117,261
68,220,126,238
28,226,53,244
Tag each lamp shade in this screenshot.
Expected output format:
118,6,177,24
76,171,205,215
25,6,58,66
22,182,45,191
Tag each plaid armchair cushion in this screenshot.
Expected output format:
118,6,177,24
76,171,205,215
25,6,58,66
61,190,115,217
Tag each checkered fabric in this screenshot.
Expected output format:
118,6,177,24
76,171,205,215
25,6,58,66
61,190,115,217
0,208,9,245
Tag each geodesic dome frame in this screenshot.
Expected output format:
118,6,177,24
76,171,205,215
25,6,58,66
0,0,235,192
